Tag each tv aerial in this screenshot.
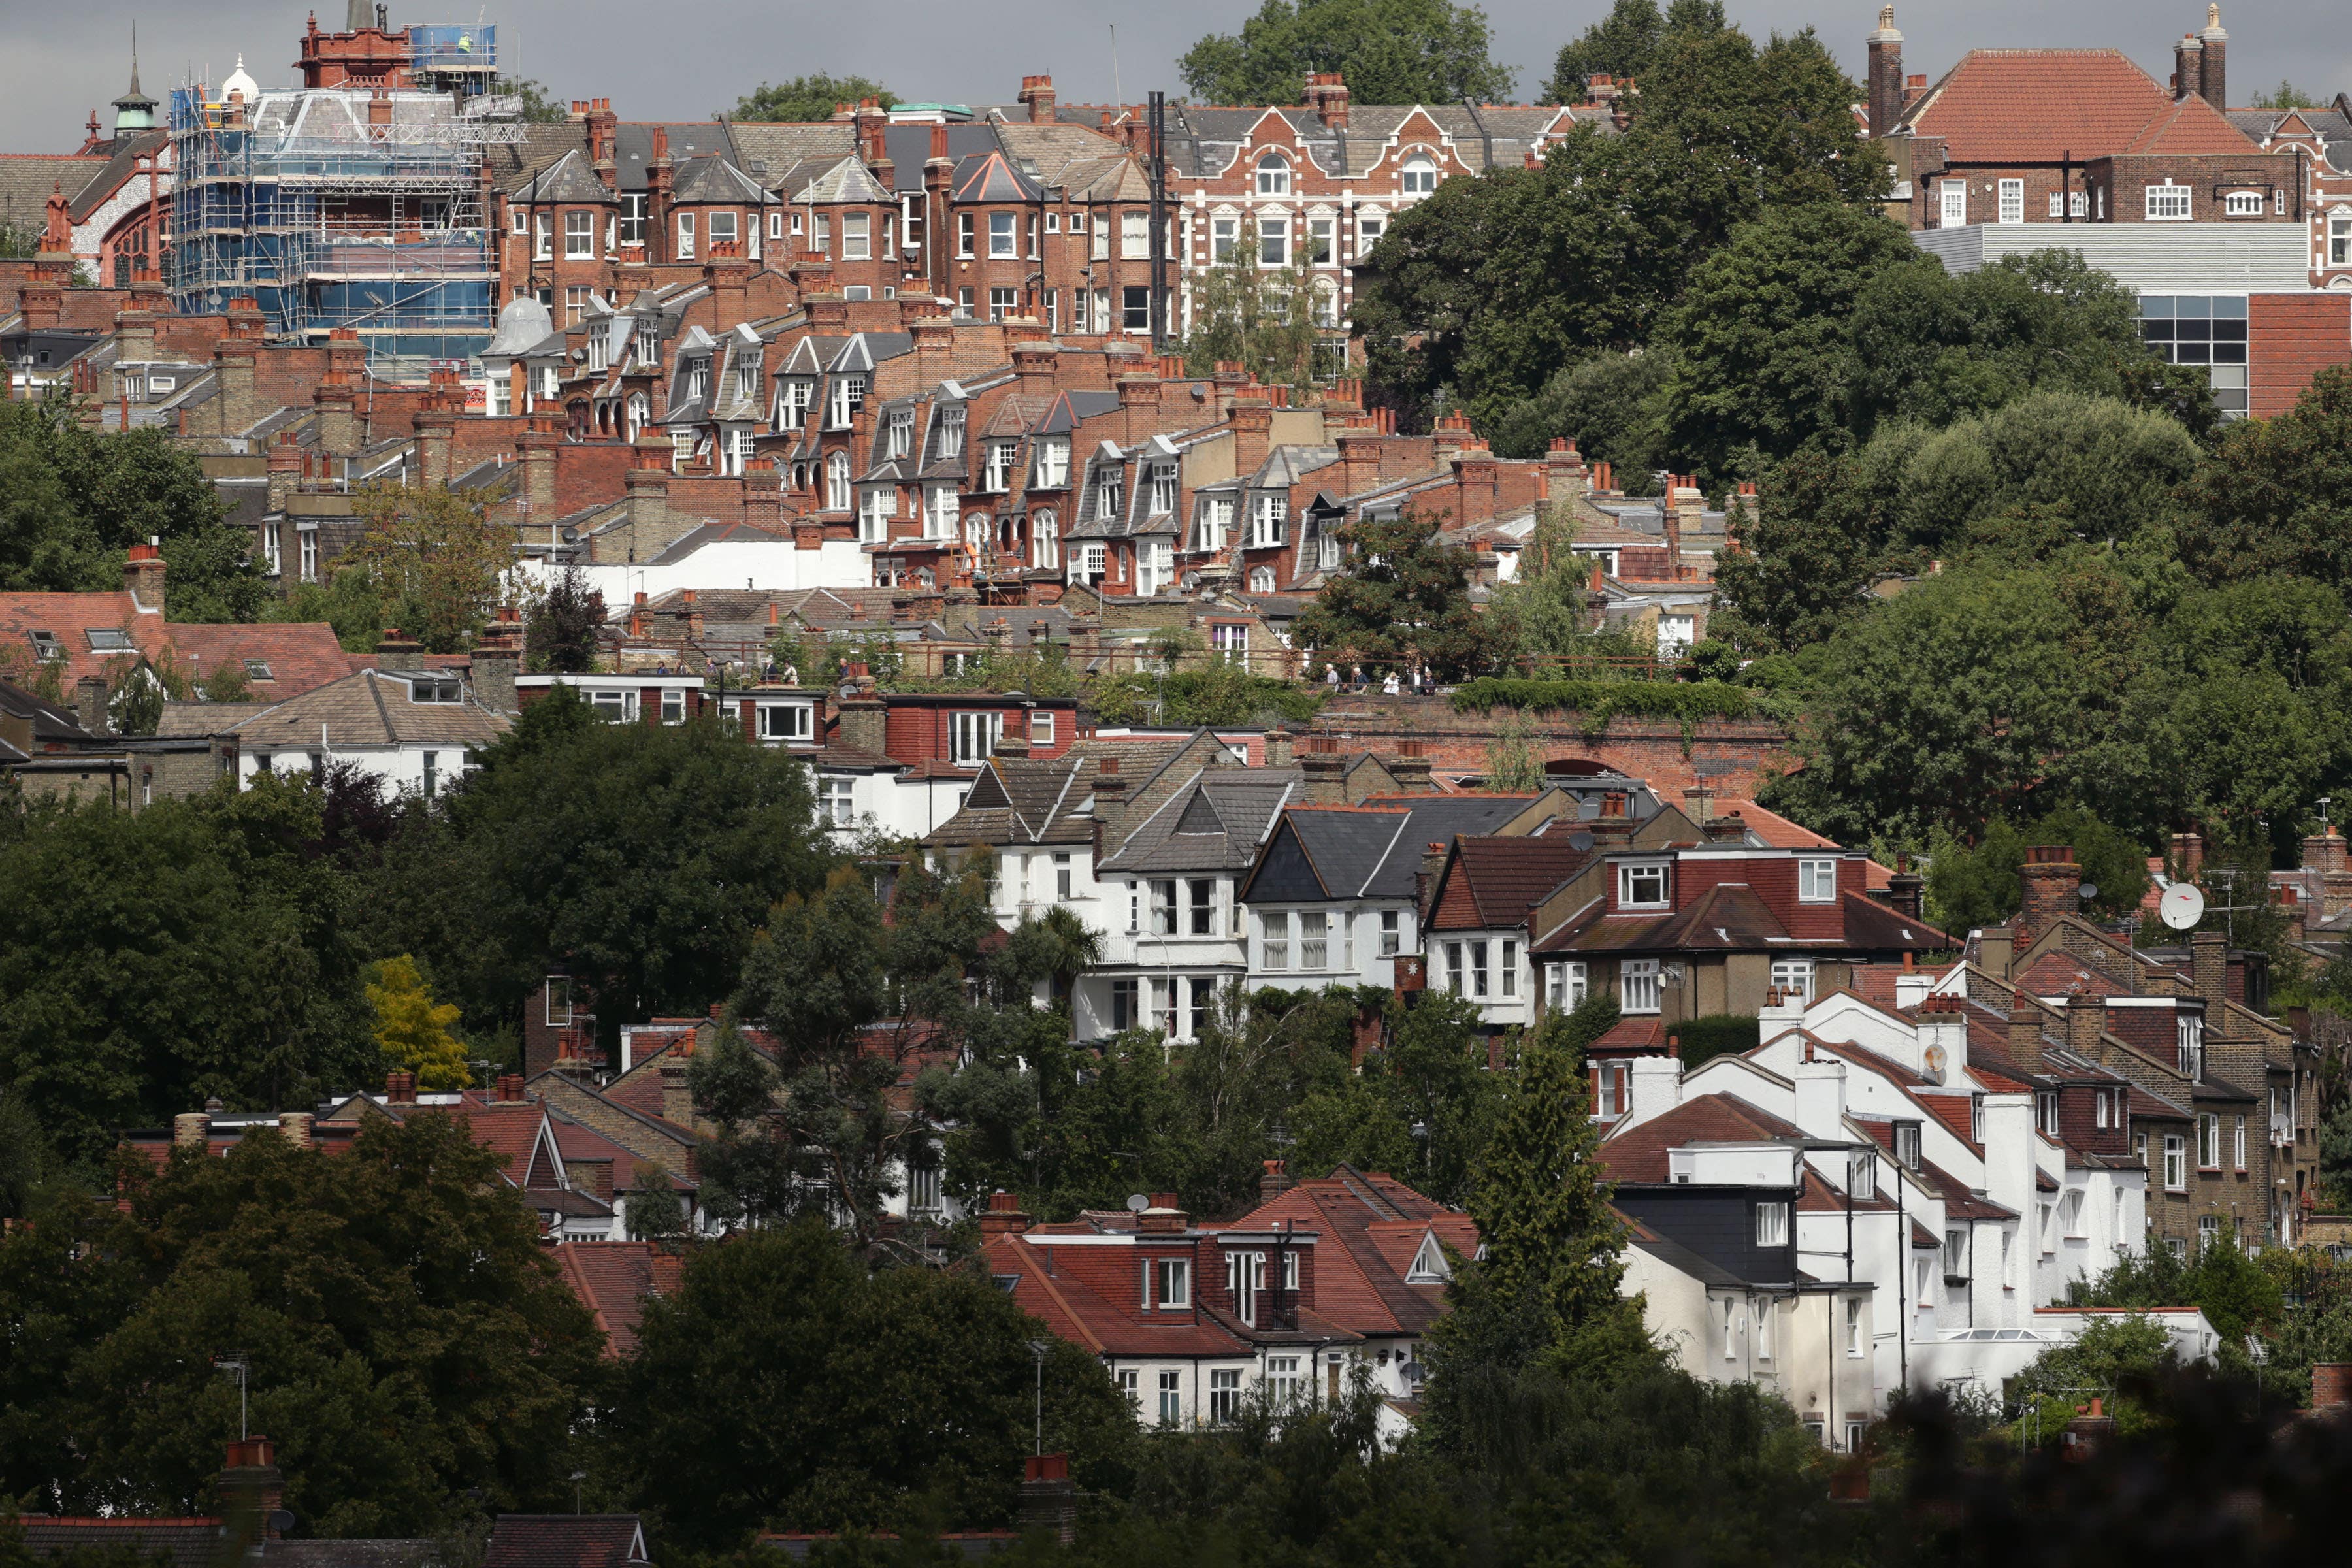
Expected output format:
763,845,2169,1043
2159,882,2206,932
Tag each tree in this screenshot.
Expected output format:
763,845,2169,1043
0,1117,601,1531
729,74,896,122
612,1224,1133,1544
1180,0,1514,107
366,955,472,1090
1541,0,1669,103
0,776,376,1164
1292,510,1501,679
1355,15,1875,433
344,483,519,654
1846,248,2187,441
504,78,569,123
1925,810,2153,934
2173,365,2352,585
1765,561,2151,847
623,1161,687,1241
0,398,263,618
1652,203,1923,478
1708,448,1879,653
1483,348,1669,466
526,565,605,674
372,689,828,1045
266,565,392,653
2251,80,2325,109
1181,217,1329,393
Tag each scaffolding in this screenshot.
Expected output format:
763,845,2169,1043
169,82,523,362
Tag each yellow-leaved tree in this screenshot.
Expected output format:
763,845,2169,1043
366,954,474,1090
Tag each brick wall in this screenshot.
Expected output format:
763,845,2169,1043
2249,292,2352,417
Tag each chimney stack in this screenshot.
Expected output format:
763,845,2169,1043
2198,5,2227,108
978,1188,1033,1234
123,540,166,613
1017,74,1058,123
2172,31,2204,102
2014,844,2078,953
1867,6,1905,135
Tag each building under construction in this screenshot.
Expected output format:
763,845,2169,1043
167,21,518,365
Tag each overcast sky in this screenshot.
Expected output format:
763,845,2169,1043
9,0,2347,150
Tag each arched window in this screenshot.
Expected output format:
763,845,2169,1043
626,392,649,442
1256,153,1291,196
1250,566,1277,593
826,451,851,511
1032,509,1058,570
1401,155,1438,196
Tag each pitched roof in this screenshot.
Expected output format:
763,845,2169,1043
204,668,510,749
18,1520,226,1568
1596,1094,1806,1183
482,1518,648,1568
553,1242,685,1358
1428,835,1595,931
2121,92,2262,155
1221,1166,1475,1338
0,591,359,696
1098,768,1300,873
1896,50,2179,163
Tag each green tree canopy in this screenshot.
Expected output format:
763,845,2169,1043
1710,448,1879,654
0,397,262,620
1181,216,1329,393
2173,364,2352,584
0,1117,600,1531
364,690,827,1047
612,1222,1134,1546
728,74,897,122
0,776,377,1164
1180,0,1514,106
1292,510,1501,678
1924,809,2153,934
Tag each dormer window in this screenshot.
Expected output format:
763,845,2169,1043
1096,466,1124,519
778,378,812,431
1149,463,1177,514
1405,1232,1450,1282
409,676,461,704
938,404,966,459
1618,860,1670,909
885,410,914,459
2178,1013,2204,1080
636,323,659,365
1893,1122,1921,1171
1798,857,1837,903
735,357,760,401
1033,437,1070,489
987,440,1021,492
687,359,708,400
826,374,866,428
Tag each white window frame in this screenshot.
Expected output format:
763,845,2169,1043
1938,179,1967,226
1256,154,1290,196
2163,1134,2187,1191
757,702,814,743
1997,178,2024,225
1544,960,1588,1010
817,776,857,827
841,210,872,260
1400,155,1437,196
1756,1201,1789,1248
1622,958,1661,1015
2223,189,2263,216
675,211,696,258
950,711,1004,766
563,208,594,258
2146,182,2193,221
1618,861,1669,909
1769,958,1814,1004
1798,858,1838,902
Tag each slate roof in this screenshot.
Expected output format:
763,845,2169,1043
728,122,860,183
1098,769,1301,874
484,122,592,195
670,154,779,206
951,149,1043,203
613,123,736,191
510,150,615,205
65,130,173,223
1893,50,2186,163
1541,887,1950,956
195,668,509,751
0,155,108,236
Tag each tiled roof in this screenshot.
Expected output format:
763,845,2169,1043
1596,1094,1806,1182
0,591,360,696
1222,1166,1473,1338
2121,93,2261,155
1897,50,2176,163
554,1242,685,1358
984,1233,1251,1356
1428,835,1594,931
482,1517,647,1568
206,668,510,749
0,155,108,235
20,1520,225,1568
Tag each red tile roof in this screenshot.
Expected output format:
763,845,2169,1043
1429,835,1595,931
0,589,361,696
1596,1094,1805,1183
1899,50,2177,163
482,1516,648,1568
553,1242,683,1358
2121,93,2261,154
1223,1168,1476,1338
983,1232,1251,1356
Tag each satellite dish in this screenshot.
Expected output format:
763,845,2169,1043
2160,883,2206,932
1567,830,1596,851
2075,882,2099,904
1124,1193,1150,1214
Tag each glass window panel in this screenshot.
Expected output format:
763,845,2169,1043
2211,341,2247,365
2139,295,2175,318
2211,295,2249,318
2175,296,2211,318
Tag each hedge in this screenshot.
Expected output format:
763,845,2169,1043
1450,678,1756,726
